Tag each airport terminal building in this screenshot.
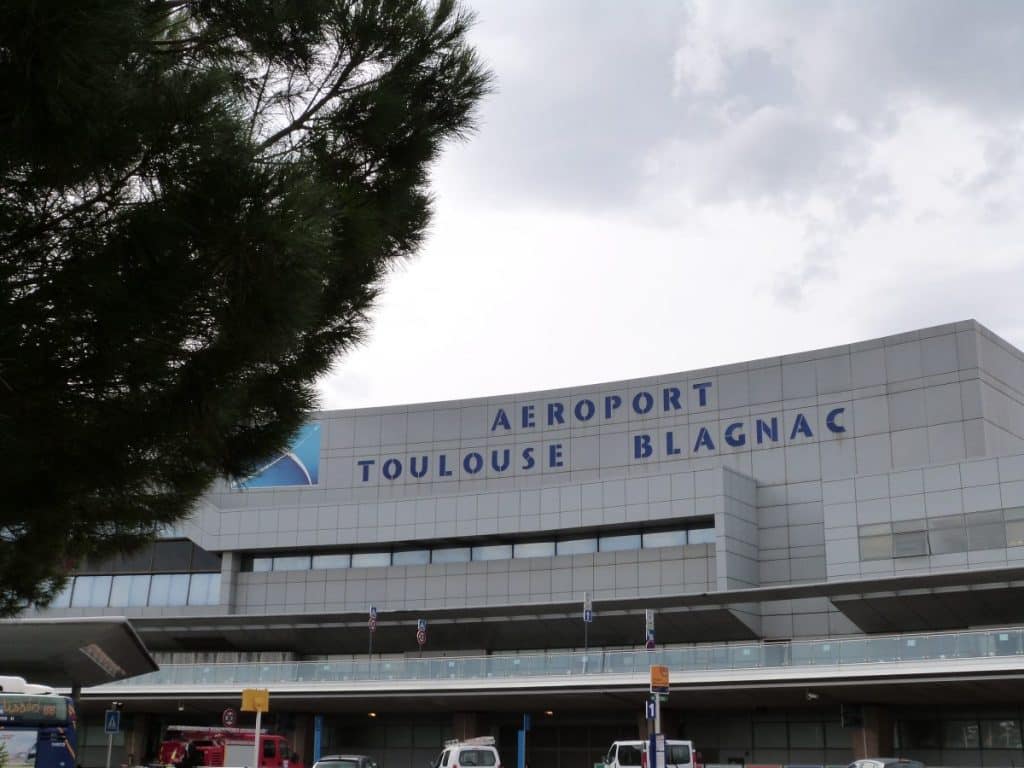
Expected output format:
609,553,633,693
25,319,1024,768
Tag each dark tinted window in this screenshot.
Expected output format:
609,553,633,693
665,746,690,765
458,750,495,767
190,545,222,572
617,746,643,766
152,540,194,571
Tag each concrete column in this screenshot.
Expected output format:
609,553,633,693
291,713,313,765
220,551,241,612
453,712,479,741
851,706,893,760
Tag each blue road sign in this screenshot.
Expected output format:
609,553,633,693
104,710,121,734
645,698,656,720
583,608,593,624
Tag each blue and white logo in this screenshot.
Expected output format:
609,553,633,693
238,423,321,488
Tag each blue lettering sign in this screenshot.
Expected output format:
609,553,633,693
666,431,682,455
790,413,814,440
549,444,564,468
522,447,536,470
382,458,402,480
826,407,847,433
439,454,453,477
664,387,682,412
358,459,375,482
632,392,654,415
491,448,511,472
410,456,429,478
725,422,746,447
693,427,715,452
521,405,535,428
491,409,511,432
548,402,565,426
756,417,779,444
605,394,622,419
693,381,712,407
574,399,596,422
463,452,483,474
634,434,653,459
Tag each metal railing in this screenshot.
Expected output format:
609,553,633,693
95,626,1024,689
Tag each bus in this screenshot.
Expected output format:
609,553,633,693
0,677,77,768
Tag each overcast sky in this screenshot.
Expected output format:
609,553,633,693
317,0,1024,411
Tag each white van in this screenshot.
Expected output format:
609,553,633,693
432,737,503,768
604,740,695,768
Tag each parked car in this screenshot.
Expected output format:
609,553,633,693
314,755,379,768
848,759,925,768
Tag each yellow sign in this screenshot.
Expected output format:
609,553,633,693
650,665,669,689
241,688,269,713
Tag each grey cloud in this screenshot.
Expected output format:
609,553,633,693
448,0,1024,222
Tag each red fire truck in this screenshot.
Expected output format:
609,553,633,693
158,725,292,768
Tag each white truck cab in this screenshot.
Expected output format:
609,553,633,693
604,739,695,768
432,737,503,768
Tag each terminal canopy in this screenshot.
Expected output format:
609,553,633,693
0,617,158,687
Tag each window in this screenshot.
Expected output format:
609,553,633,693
892,531,928,557
431,547,471,564
109,575,151,607
929,515,967,554
600,533,641,552
190,545,222,572
1006,507,1024,547
616,746,642,766
788,722,824,748
50,581,74,608
471,544,512,561
264,741,276,758
151,540,195,572
556,538,597,555
982,719,1022,748
688,526,715,544
392,549,430,566
967,509,1006,551
457,750,495,767
252,557,273,573
312,554,351,570
943,720,980,749
101,548,154,574
753,722,787,748
149,574,190,606
859,523,892,560
642,530,688,548
513,541,555,558
188,573,221,606
272,555,310,572
71,576,112,608
665,746,690,765
352,552,391,568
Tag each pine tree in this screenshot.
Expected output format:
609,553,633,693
0,0,491,614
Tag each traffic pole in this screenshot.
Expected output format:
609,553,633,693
105,732,113,768
253,709,262,768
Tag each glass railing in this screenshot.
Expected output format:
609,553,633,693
95,626,1024,689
